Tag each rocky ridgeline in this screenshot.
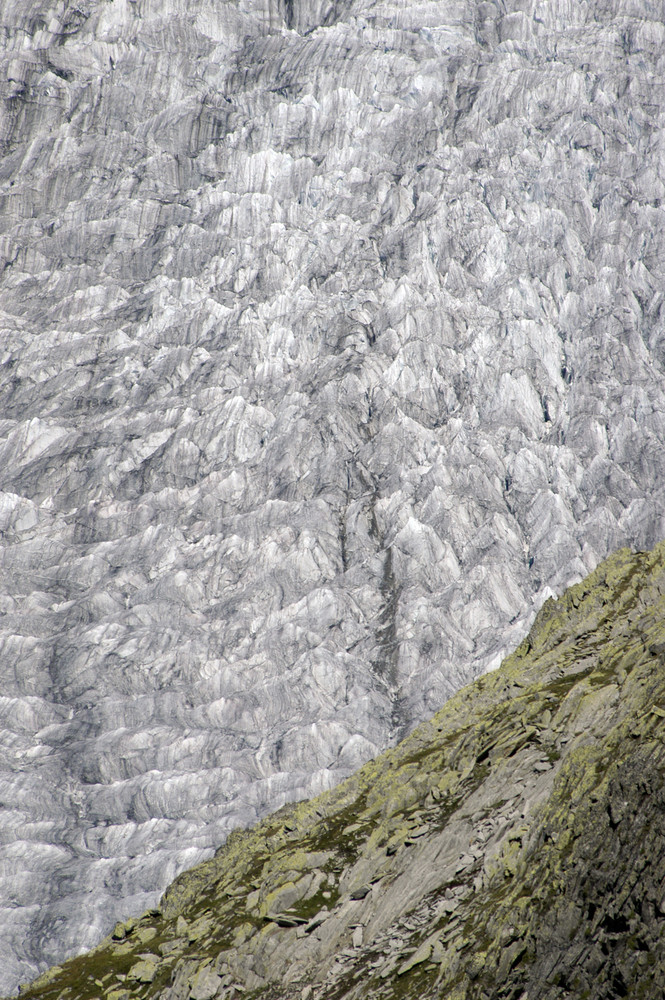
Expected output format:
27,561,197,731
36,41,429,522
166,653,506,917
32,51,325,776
1,0,665,990
15,542,665,1000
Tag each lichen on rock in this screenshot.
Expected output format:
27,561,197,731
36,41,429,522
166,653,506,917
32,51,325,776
14,542,665,1000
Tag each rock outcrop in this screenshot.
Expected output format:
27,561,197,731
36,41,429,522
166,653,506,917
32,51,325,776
1,0,665,990
15,541,665,1000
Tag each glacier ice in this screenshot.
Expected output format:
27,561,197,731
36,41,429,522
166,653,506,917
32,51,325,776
0,0,664,990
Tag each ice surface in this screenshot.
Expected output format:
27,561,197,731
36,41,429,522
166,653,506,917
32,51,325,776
0,0,664,990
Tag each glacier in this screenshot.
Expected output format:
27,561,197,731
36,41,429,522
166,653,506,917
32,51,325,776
0,0,664,991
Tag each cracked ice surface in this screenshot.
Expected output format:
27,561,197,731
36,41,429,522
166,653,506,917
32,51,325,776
1,0,665,990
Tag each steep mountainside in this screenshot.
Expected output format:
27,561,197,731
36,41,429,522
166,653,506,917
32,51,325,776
2,0,665,990
16,541,665,1000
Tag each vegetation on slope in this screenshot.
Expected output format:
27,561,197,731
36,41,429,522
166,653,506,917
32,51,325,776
17,543,665,1000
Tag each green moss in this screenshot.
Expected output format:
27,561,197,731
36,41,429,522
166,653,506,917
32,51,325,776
17,542,665,1000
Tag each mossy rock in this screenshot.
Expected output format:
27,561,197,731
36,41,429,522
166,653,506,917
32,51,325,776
15,542,665,1000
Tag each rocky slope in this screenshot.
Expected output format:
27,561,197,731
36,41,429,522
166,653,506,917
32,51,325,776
14,541,665,1000
2,0,665,990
